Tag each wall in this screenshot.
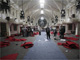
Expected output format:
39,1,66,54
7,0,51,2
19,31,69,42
60,1,80,35
0,1,22,36
10,24,20,35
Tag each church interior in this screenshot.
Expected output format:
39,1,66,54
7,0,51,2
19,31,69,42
0,0,80,60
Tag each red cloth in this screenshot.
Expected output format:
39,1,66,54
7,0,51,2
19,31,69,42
62,43,71,49
57,43,62,45
50,31,54,34
57,41,80,49
14,34,21,36
57,32,60,35
21,42,33,48
5,36,14,40
33,32,36,35
36,32,39,35
9,38,26,41
31,34,35,37
64,37,79,41
20,39,27,41
76,35,80,37
0,41,10,48
5,37,27,41
0,53,18,60
33,32,39,35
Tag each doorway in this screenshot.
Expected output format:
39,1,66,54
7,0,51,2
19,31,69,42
0,23,7,37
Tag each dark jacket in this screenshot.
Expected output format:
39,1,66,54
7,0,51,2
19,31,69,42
46,27,50,33
54,29,57,34
59,27,65,34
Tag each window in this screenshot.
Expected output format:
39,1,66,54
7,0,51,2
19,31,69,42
13,24,17,31
68,24,72,30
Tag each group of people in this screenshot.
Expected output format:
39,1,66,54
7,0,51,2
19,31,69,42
45,27,57,39
21,25,65,39
46,26,65,39
21,26,33,37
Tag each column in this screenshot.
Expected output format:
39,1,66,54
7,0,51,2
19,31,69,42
75,23,80,35
65,24,68,33
6,23,11,36
17,25,20,34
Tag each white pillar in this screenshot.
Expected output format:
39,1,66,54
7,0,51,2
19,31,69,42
17,25,20,34
6,23,11,36
75,23,80,35
65,24,68,33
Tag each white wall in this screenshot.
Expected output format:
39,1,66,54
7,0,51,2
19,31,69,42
10,24,20,35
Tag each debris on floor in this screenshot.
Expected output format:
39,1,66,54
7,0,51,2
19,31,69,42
65,50,68,52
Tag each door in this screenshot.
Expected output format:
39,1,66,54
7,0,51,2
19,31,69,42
1,23,7,37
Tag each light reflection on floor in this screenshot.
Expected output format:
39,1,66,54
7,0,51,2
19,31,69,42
44,38,48,42
38,38,48,42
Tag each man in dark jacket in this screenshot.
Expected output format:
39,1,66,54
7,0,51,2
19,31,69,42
59,26,65,39
22,26,27,37
53,28,57,40
54,28,57,37
46,27,50,39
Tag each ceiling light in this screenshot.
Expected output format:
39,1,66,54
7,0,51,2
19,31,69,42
40,10,44,14
41,17,44,20
40,4,44,8
40,0,45,4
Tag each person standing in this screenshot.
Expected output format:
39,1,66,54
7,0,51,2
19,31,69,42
54,28,57,37
53,27,57,40
22,26,27,37
59,26,65,39
46,27,50,39
26,28,28,37
38,27,41,35
22,26,25,37
21,29,23,36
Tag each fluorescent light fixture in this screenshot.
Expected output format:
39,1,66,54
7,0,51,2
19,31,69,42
41,17,44,20
40,0,45,4
40,10,44,14
40,4,44,8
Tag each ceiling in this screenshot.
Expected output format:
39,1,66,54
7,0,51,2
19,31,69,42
12,0,72,20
